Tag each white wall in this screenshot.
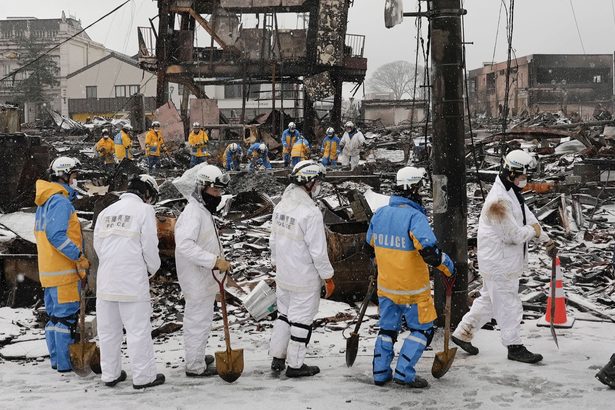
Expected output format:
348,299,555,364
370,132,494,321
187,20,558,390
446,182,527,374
66,56,156,99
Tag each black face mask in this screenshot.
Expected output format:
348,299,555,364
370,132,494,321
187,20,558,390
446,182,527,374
201,190,222,214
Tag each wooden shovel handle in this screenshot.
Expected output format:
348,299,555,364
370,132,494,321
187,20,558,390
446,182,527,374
352,275,376,335
79,286,87,345
213,272,233,352
441,275,455,351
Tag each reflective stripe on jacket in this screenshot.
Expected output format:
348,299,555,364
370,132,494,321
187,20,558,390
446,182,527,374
34,180,82,288
188,130,209,157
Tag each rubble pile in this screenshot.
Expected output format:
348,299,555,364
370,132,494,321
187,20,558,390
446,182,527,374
1,111,615,364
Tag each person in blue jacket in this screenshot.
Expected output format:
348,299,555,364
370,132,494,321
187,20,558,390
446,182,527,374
34,156,90,373
247,142,272,172
366,166,455,389
281,122,300,167
320,127,340,167
223,143,243,171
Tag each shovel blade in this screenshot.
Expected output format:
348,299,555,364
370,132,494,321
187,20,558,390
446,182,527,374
431,347,457,379
216,348,244,383
345,333,360,367
69,342,97,377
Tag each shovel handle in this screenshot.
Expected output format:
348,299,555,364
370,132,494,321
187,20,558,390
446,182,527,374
79,283,87,344
213,271,233,352
351,275,376,335
440,274,455,352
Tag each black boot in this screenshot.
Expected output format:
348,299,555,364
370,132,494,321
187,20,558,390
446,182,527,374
186,356,217,377
105,370,127,387
285,364,320,378
393,375,429,389
133,373,166,389
205,355,214,366
507,345,543,364
271,357,286,372
451,336,479,355
596,354,615,388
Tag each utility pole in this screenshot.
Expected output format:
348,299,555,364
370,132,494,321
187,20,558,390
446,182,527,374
427,0,468,326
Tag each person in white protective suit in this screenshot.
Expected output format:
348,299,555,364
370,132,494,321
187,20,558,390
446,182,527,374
174,165,232,377
451,150,557,364
268,160,335,378
339,121,365,171
94,174,166,389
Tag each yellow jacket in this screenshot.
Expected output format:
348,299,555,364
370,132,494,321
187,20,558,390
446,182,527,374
145,129,165,157
34,180,83,302
291,138,310,160
114,130,132,160
188,130,209,157
95,137,115,164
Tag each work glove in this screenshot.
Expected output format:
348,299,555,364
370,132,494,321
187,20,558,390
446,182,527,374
214,257,231,272
531,223,542,238
76,255,90,271
324,278,335,299
545,240,558,258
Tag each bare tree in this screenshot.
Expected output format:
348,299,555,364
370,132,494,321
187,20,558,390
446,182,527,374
368,60,423,100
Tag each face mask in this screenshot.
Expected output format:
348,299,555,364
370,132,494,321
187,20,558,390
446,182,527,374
201,190,222,214
515,178,528,189
70,179,78,189
311,182,322,197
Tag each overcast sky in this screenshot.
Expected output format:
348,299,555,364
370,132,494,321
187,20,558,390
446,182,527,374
2,0,614,97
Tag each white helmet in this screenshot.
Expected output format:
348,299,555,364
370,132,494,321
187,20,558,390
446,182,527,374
122,123,132,130
326,127,334,136
229,143,239,151
288,122,296,130
128,174,160,205
503,150,535,174
290,160,326,185
102,128,110,136
396,166,427,190
196,165,231,189
152,121,161,128
50,156,81,177
192,122,201,128
258,143,267,152
344,121,354,129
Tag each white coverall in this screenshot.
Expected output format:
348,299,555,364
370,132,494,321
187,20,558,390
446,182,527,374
340,130,365,170
174,197,222,374
93,193,161,386
268,184,334,368
453,176,549,346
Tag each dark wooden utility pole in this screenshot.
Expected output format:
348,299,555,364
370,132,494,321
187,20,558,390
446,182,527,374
429,0,468,327
155,0,171,107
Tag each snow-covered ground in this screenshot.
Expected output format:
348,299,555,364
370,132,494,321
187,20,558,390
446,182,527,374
0,303,614,410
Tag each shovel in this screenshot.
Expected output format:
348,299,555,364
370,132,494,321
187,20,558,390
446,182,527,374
213,271,244,383
345,275,376,367
69,286,98,377
431,275,457,379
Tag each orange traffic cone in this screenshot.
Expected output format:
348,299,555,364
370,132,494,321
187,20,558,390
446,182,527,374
537,256,575,328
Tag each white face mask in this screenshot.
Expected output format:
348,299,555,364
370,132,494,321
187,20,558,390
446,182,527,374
70,179,79,189
311,181,322,197
515,178,527,189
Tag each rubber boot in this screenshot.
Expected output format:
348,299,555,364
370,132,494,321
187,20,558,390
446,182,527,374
285,363,320,378
133,373,166,389
451,335,479,355
271,357,286,372
105,370,127,387
393,375,429,388
596,354,615,388
186,356,217,377
507,345,543,364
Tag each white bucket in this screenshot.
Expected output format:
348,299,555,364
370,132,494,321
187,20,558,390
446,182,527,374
242,280,277,321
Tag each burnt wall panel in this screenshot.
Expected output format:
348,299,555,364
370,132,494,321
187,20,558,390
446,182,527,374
316,0,346,66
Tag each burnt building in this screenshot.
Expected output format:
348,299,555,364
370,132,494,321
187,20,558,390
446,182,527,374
138,0,367,137
468,54,613,120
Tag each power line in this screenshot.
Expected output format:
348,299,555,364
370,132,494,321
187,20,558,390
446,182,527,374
0,0,131,82
569,0,586,54
501,0,515,134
